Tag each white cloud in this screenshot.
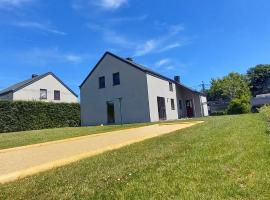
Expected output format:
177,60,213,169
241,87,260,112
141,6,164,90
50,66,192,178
155,58,171,67
97,0,127,9
159,43,181,52
0,0,35,8
16,48,85,65
134,39,159,57
13,21,67,35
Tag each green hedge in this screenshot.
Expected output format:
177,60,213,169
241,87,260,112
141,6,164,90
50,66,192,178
0,101,80,133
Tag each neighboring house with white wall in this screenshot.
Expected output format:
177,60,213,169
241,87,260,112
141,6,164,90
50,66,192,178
80,52,208,126
0,72,78,103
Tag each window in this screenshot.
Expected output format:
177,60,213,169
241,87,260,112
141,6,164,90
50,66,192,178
179,100,182,110
54,90,60,100
171,99,175,110
113,72,120,86
40,89,47,100
169,82,173,91
99,76,105,88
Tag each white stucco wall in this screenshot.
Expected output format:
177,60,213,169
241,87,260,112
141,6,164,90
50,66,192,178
200,96,209,116
13,74,78,103
146,74,178,122
80,54,151,126
0,92,13,101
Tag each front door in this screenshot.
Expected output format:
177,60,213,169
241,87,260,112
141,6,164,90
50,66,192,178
157,97,167,120
107,102,115,124
186,100,194,118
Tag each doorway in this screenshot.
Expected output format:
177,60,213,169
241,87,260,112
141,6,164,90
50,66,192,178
157,97,167,120
186,100,194,118
107,102,115,124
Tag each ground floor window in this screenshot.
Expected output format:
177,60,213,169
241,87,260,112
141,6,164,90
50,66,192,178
171,99,175,110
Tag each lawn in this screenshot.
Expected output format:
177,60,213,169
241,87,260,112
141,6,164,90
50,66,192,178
1,114,270,199
0,123,152,150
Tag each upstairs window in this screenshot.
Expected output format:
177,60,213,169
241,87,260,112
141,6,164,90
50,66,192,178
113,72,120,86
169,82,173,91
171,99,175,110
54,90,60,100
40,89,47,100
99,76,105,89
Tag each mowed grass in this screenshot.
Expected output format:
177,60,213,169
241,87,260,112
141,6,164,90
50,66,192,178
1,114,270,199
0,123,152,150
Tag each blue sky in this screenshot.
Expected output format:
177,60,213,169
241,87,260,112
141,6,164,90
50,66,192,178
1,0,270,94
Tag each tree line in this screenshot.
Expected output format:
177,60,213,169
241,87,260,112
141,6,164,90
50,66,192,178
206,64,270,114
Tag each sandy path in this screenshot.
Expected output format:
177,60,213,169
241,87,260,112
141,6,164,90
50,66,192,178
0,121,203,184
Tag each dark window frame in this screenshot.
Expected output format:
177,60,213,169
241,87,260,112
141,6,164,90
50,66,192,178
99,76,106,89
169,82,173,92
171,99,175,110
113,72,120,86
40,89,47,100
54,90,61,101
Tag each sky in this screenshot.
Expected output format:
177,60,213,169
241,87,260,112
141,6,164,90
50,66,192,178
1,0,270,95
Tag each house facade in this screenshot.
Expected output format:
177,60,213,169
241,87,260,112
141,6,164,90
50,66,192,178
80,52,208,126
0,72,78,103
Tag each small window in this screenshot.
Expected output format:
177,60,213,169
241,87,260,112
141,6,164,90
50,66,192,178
113,72,120,86
179,100,182,110
40,89,47,100
99,76,105,89
169,82,173,91
171,99,175,110
54,90,60,100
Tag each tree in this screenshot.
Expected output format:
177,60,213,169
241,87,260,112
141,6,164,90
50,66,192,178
247,64,270,96
207,72,251,101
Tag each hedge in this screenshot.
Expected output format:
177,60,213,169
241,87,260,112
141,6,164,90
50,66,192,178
0,101,80,133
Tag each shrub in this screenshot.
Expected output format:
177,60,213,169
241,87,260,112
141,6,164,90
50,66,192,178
227,96,251,114
0,101,80,133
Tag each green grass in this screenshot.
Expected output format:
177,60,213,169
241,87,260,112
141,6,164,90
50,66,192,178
1,114,270,199
0,123,152,150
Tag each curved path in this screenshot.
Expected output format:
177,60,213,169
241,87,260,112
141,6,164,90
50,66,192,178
0,121,203,184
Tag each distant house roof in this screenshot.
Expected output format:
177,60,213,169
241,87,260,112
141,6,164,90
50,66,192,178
80,51,205,96
0,72,78,97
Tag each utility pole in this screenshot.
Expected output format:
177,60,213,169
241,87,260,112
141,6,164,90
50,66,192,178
200,81,206,94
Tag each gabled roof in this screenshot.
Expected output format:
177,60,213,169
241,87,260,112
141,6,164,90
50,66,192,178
0,72,78,97
80,51,205,96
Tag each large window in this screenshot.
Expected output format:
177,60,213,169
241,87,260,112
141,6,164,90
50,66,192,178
169,82,173,91
40,89,47,100
99,76,105,89
54,90,60,100
113,72,120,86
171,99,175,110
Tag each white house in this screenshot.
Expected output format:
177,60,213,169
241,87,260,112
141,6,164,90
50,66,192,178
0,72,78,103
80,52,208,126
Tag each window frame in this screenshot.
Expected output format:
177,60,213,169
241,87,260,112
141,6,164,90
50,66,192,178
113,72,120,86
40,89,47,100
54,90,61,101
169,82,173,92
99,76,106,89
171,99,175,110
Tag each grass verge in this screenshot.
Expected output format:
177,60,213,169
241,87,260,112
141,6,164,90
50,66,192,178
0,114,269,199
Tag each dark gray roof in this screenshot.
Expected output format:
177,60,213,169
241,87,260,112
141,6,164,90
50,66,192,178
0,72,78,97
80,51,205,96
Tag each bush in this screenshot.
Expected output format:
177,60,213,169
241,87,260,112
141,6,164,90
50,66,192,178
0,101,80,133
227,96,251,114
210,111,227,116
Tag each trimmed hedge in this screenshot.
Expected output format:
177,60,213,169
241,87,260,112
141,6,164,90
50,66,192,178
0,101,80,133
